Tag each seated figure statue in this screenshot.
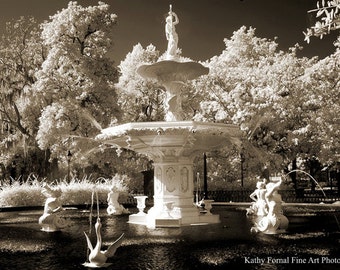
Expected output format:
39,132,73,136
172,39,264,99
39,183,70,232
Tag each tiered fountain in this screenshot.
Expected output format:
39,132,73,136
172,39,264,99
96,5,241,227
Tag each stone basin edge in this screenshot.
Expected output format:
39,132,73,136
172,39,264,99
96,121,241,140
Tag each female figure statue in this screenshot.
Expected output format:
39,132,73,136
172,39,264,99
165,5,179,59
247,179,268,216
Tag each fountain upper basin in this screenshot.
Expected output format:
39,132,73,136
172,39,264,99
96,121,241,159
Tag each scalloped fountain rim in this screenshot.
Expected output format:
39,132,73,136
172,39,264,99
96,121,241,140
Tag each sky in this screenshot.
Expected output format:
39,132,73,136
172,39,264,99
0,0,338,65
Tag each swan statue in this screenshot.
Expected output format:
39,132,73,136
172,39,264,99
83,217,124,268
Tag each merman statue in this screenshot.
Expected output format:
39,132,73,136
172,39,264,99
39,183,70,232
251,177,289,234
83,218,124,268
106,186,129,215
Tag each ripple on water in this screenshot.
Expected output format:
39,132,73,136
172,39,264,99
277,232,326,240
0,239,51,253
194,248,236,266
120,237,181,246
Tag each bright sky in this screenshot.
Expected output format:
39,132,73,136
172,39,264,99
1,0,338,65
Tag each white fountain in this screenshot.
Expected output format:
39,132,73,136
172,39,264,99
96,5,241,227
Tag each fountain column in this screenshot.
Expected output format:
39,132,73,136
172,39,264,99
149,157,198,226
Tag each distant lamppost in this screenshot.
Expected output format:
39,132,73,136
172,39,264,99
203,153,208,199
67,151,72,182
0,165,3,185
321,166,330,190
240,152,245,188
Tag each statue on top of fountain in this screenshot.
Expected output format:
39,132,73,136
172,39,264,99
165,5,179,60
137,5,209,122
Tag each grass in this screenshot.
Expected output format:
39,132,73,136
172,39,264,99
0,174,130,208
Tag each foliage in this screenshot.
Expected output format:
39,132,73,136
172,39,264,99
0,174,130,207
194,149,242,190
0,17,44,167
56,175,129,205
304,0,340,43
81,146,151,191
298,48,340,163
191,26,340,183
33,1,120,166
116,43,164,122
193,27,311,175
0,2,123,179
0,178,44,207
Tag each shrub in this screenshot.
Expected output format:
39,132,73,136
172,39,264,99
0,174,130,207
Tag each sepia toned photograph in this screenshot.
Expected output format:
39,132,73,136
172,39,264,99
0,0,339,269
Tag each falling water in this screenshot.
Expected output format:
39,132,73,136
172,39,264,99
195,173,200,205
284,169,340,230
85,190,100,263
285,169,326,196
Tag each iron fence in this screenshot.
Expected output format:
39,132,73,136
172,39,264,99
196,189,340,203
121,189,340,207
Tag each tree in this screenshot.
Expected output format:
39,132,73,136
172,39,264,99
299,46,340,164
193,26,317,181
116,43,164,122
0,16,48,179
302,0,340,165
304,0,340,43
32,1,120,170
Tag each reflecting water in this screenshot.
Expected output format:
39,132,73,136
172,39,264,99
0,206,339,269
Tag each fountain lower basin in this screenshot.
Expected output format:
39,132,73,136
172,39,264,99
1,205,340,269
97,121,241,227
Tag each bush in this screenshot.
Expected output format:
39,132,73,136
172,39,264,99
0,174,129,207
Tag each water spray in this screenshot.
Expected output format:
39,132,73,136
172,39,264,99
284,169,340,230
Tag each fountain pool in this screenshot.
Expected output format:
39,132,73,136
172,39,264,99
0,205,339,269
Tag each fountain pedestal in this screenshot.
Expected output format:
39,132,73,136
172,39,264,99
149,160,220,227
97,121,240,227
